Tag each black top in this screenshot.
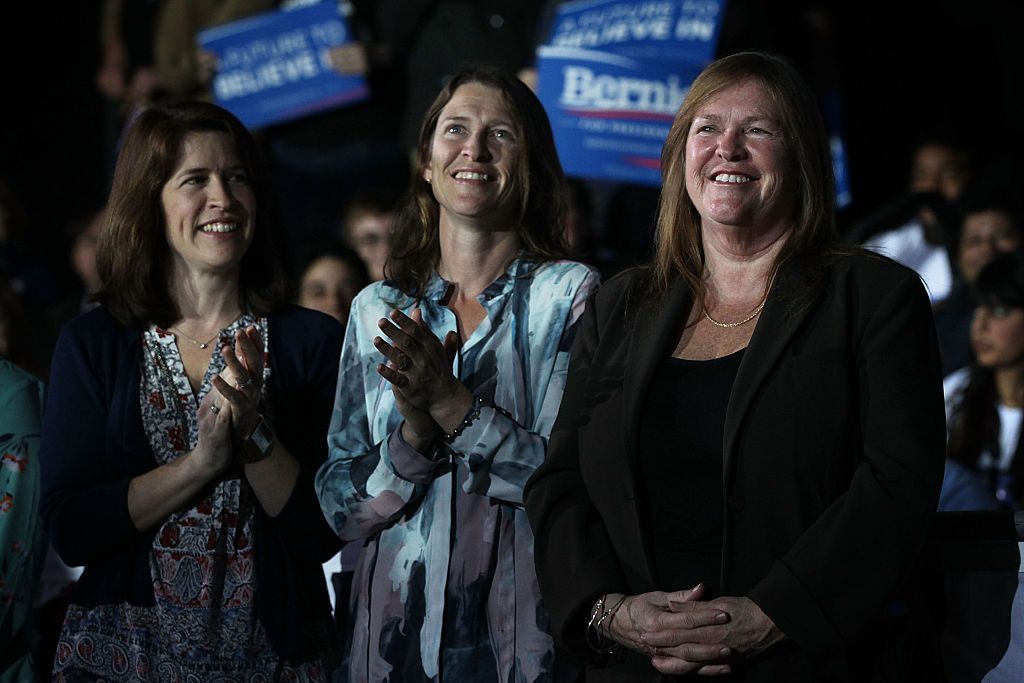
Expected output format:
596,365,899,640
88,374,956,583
638,349,744,598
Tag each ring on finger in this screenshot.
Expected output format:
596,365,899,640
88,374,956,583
211,403,221,414
398,355,413,371
237,376,254,390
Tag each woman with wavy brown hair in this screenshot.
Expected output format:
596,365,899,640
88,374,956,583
315,64,600,682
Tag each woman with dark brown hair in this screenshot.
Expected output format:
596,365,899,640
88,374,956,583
524,51,947,681
315,64,600,682
39,100,343,680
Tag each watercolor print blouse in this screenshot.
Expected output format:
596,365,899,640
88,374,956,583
316,258,599,682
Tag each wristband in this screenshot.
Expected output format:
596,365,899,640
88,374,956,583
241,414,275,463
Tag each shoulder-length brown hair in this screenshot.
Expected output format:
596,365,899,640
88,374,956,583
651,50,838,299
388,64,569,297
95,100,286,327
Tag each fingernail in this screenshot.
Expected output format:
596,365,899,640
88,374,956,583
719,647,730,656
715,612,728,623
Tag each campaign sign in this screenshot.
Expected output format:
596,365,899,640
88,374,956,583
536,0,725,186
198,1,368,130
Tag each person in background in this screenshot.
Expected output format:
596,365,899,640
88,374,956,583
337,188,402,282
525,51,945,681
860,132,975,305
315,64,600,682
40,207,106,370
39,100,343,679
3,263,81,678
0,353,46,682
264,1,411,274
939,250,1024,680
293,239,370,646
95,0,165,179
0,276,39,381
934,188,1023,375
373,0,546,158
295,240,370,328
944,250,1024,510
152,0,274,103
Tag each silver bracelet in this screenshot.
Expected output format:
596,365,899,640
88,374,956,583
586,594,622,655
443,395,485,443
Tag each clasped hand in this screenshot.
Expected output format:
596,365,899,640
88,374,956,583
607,586,783,676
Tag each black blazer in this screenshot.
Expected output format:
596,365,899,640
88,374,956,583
525,252,947,682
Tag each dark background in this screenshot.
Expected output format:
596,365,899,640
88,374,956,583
2,0,1019,256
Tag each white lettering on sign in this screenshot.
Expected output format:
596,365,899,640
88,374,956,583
559,66,686,116
215,51,319,100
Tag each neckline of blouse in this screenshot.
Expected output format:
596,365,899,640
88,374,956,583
422,253,535,303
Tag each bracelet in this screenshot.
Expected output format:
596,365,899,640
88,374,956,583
585,595,607,653
443,395,485,443
240,414,275,464
602,594,628,642
585,593,623,655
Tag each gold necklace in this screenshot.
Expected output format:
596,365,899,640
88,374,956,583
170,326,222,350
169,312,243,350
703,297,767,328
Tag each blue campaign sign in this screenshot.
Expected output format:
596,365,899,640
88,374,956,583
536,0,726,186
198,1,368,130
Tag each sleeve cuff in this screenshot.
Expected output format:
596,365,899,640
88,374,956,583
387,428,446,484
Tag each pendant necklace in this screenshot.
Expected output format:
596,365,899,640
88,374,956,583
171,328,221,349
170,318,234,349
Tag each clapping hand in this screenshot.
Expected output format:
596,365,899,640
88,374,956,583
374,308,466,451
211,325,264,442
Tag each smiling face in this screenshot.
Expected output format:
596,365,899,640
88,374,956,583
161,131,254,280
684,78,795,242
422,82,521,231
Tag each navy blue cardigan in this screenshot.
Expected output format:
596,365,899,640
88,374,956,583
39,305,344,661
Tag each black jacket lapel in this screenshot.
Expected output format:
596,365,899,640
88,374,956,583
723,260,819,483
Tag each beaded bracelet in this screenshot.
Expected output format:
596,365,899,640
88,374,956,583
443,394,485,443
